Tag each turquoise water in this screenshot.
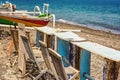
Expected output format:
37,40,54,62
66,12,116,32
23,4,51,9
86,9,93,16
1,0,120,33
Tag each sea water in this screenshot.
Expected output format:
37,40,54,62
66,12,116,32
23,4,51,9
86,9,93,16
1,0,120,34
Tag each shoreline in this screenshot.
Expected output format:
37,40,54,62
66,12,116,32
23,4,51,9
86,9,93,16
57,19,120,35
48,21,120,50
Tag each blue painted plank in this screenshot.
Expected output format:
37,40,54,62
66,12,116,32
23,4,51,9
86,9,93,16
57,38,69,67
36,30,44,47
80,49,91,80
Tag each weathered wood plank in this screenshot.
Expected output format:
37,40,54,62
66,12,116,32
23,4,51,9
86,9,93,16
74,46,81,70
48,48,79,80
54,31,85,42
48,48,68,80
21,36,41,71
18,23,26,75
105,59,120,80
80,49,91,80
18,23,41,75
39,40,59,80
11,29,19,52
72,41,120,62
35,26,55,35
57,38,69,67
36,30,44,47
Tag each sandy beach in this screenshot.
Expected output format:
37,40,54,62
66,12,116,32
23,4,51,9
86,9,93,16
0,22,120,80
48,22,120,50
0,0,120,79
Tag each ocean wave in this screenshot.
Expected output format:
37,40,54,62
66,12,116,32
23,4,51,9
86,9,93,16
57,19,120,34
57,19,87,27
86,20,120,30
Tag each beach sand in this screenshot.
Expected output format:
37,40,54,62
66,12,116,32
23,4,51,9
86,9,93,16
0,22,120,80
48,22,120,50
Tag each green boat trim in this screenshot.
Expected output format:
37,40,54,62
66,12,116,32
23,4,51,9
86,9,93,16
0,18,18,26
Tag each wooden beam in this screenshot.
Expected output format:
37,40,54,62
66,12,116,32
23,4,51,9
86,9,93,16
10,29,19,52
105,59,120,80
46,35,52,48
18,23,26,75
74,46,81,70
72,41,120,62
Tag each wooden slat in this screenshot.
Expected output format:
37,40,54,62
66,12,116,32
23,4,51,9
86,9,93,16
48,48,68,80
46,35,53,48
80,49,91,80
11,29,19,52
105,59,120,80
72,41,120,62
25,31,30,42
35,26,55,35
18,23,26,75
39,41,59,80
54,31,85,42
48,48,79,80
74,46,81,70
18,23,41,75
36,30,44,47
36,27,55,48
57,38,69,66
21,36,41,71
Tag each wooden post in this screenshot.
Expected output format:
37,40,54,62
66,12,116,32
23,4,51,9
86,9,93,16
36,30,44,47
54,36,57,51
18,23,42,75
46,35,52,48
25,31,30,42
57,38,69,67
8,38,13,54
105,59,120,80
18,23,26,75
44,33,47,43
80,49,91,80
73,46,81,70
10,29,19,52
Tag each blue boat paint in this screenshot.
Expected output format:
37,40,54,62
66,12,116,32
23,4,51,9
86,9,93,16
80,49,91,80
57,38,69,67
36,30,44,47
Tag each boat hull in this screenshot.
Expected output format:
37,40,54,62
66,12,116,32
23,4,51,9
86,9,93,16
0,18,14,25
0,14,50,27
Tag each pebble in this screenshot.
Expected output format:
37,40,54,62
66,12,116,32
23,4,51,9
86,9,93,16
2,65,6,69
6,62,11,67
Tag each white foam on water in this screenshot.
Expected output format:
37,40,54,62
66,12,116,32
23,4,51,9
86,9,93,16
57,19,120,34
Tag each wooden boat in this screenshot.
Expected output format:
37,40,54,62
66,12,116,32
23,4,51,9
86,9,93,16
0,1,52,27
